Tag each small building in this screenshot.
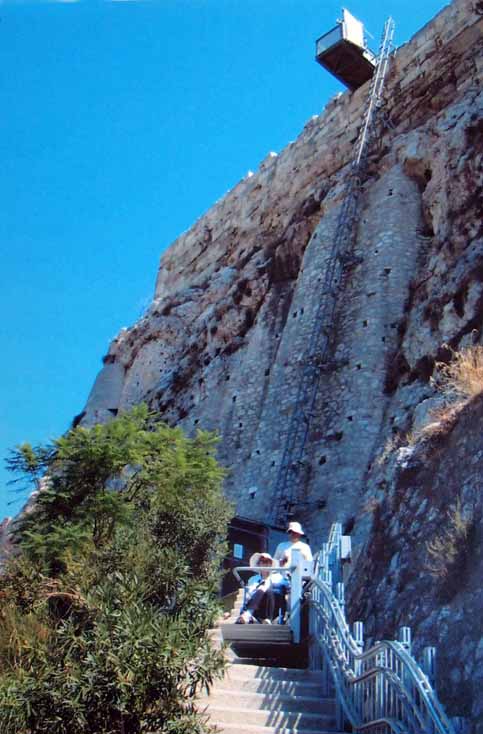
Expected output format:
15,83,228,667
222,516,269,596
315,9,376,91
222,516,289,596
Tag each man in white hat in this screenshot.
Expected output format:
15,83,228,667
273,521,313,568
236,552,290,624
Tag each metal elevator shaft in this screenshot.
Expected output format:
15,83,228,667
270,18,396,528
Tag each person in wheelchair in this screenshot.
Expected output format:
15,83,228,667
236,552,290,624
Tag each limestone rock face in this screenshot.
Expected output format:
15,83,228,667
0,518,13,565
347,395,483,726
77,0,481,722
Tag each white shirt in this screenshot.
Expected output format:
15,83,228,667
273,539,313,566
246,571,286,595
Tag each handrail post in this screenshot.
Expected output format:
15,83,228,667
336,581,345,620
398,626,412,653
376,647,388,720
353,621,364,648
290,550,303,644
422,646,437,687
353,621,364,679
451,717,470,734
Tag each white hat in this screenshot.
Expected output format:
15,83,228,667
249,552,274,567
287,521,304,536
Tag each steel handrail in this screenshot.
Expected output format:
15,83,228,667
309,575,456,734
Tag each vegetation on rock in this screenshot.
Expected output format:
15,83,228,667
0,406,231,733
425,500,475,601
435,345,483,401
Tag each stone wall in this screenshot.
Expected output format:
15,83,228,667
79,0,483,724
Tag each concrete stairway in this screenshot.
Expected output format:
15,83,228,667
198,661,341,734
219,589,293,645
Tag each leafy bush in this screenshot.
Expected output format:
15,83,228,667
0,406,231,733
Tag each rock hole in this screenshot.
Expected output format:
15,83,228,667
293,311,298,318
363,320,368,327
232,395,237,402
347,415,353,422
319,456,327,465
382,336,386,342
388,189,393,196
356,363,362,370
194,419,199,425
453,284,468,318
225,375,230,381
301,307,304,315
383,267,391,276
265,369,270,377
343,516,355,535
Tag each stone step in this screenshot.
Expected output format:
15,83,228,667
202,688,335,714
209,724,341,734
202,704,335,729
224,663,325,683
221,623,293,644
210,676,325,697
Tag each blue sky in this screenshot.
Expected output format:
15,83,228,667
1,0,447,520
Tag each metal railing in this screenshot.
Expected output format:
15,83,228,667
308,524,461,734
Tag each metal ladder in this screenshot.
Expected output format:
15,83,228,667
270,18,396,528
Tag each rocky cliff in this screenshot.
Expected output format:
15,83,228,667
80,0,482,725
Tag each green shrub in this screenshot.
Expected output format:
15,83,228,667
1,406,231,733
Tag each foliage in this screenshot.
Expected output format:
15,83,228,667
435,345,483,401
1,406,231,733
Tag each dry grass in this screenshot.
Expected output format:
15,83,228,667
435,345,483,400
376,435,401,466
376,432,409,466
408,404,461,445
0,604,51,674
426,501,473,599
376,429,418,464
361,496,380,515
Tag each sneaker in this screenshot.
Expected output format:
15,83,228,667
236,611,253,624
261,618,272,624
